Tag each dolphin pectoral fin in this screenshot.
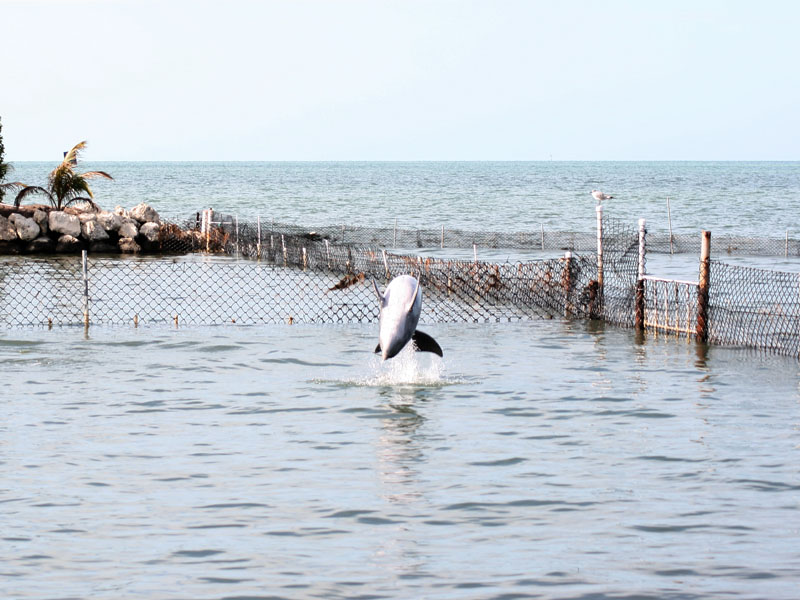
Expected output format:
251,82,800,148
374,343,382,354
411,330,443,357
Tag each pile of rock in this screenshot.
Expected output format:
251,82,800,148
0,202,168,254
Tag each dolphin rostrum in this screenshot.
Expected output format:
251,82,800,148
372,274,443,360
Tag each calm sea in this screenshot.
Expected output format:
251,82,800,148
8,161,800,236
2,162,800,599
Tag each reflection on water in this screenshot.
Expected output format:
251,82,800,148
2,320,799,599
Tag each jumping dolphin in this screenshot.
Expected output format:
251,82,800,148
372,275,443,360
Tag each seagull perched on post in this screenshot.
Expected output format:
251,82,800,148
591,190,613,204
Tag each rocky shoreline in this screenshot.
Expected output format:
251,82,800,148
0,202,200,255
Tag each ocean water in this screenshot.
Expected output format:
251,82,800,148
3,162,800,599
8,161,800,236
3,321,799,600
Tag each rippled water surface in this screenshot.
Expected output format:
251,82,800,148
3,320,799,599
10,161,800,236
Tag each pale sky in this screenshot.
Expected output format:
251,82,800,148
1,0,798,161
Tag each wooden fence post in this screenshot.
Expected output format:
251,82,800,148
562,251,573,317
595,204,604,317
696,230,711,342
635,218,646,331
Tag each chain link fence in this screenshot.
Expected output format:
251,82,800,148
5,211,800,358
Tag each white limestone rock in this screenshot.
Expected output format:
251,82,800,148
49,211,81,238
139,221,160,243
72,200,99,213
97,210,122,232
118,219,139,239
9,213,40,241
114,205,130,218
56,234,81,253
0,214,16,241
33,209,49,235
82,219,110,241
130,203,160,224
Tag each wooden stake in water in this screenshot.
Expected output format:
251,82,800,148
82,250,89,328
696,230,712,343
325,239,331,269
302,247,307,270
635,218,647,331
667,196,674,255
257,216,262,258
562,251,573,317
281,234,287,267
235,215,239,259
596,204,604,290
382,249,390,280
473,244,478,263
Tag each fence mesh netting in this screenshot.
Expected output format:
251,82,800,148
4,212,800,358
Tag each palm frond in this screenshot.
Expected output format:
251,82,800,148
82,171,113,181
63,140,88,166
14,186,53,208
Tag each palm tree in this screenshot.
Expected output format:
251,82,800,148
13,141,112,210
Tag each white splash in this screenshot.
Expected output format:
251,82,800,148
367,343,445,386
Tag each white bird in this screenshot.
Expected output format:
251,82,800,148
591,190,613,204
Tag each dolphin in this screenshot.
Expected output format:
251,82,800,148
372,274,443,360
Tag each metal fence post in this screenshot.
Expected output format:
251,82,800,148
635,218,646,331
82,250,89,328
696,230,712,342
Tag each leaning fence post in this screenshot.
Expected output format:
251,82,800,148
473,244,478,264
696,230,712,342
635,218,647,331
382,249,390,281
82,250,89,328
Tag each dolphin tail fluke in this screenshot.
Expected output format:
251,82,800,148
412,330,443,357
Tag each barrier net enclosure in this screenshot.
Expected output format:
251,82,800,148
0,214,642,328
708,261,800,355
5,212,800,359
